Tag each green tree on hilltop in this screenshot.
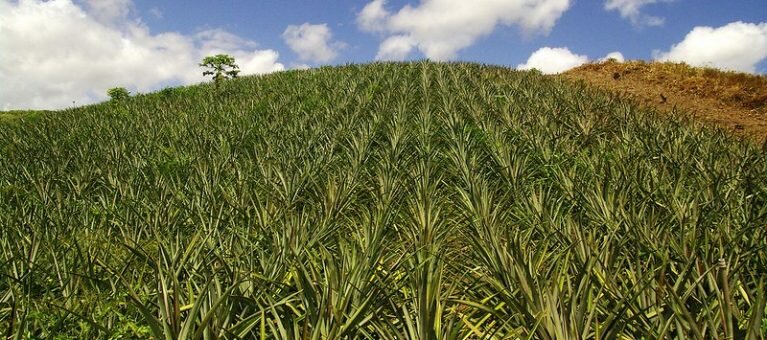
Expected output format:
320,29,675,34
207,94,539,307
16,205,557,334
107,87,130,102
199,54,240,87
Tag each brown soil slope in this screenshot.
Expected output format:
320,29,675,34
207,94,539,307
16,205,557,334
562,60,767,143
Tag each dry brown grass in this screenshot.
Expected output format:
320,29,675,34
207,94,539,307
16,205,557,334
573,60,767,111
564,60,767,142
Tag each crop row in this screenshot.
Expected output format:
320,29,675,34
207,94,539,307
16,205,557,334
1,62,765,338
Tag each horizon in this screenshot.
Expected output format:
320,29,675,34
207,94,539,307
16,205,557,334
1,0,766,110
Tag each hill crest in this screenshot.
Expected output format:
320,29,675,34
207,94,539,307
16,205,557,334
563,60,767,142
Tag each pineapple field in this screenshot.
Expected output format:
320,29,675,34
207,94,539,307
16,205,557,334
1,62,766,338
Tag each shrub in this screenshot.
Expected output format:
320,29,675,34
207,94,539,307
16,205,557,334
107,87,130,101
199,54,240,88
160,87,175,97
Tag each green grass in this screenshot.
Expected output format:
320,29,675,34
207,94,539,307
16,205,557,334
1,61,766,339
0,110,51,122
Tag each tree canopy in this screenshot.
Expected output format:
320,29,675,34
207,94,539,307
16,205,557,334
199,54,240,85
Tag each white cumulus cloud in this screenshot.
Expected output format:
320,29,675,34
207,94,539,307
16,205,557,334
83,0,133,23
653,21,767,73
357,0,390,33
357,0,571,61
282,23,344,64
604,0,673,27
376,35,416,61
517,47,589,74
0,0,285,110
601,51,625,62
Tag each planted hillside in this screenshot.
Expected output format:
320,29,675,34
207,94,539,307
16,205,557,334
1,62,766,338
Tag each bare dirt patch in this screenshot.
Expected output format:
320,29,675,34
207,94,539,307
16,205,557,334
562,60,767,143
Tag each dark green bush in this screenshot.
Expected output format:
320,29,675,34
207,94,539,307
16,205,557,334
107,87,130,101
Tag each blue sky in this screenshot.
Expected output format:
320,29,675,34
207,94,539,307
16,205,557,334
1,0,767,109
134,0,767,67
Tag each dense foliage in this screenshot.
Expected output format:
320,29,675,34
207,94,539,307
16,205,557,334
107,87,131,102
200,54,241,87
1,62,766,339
